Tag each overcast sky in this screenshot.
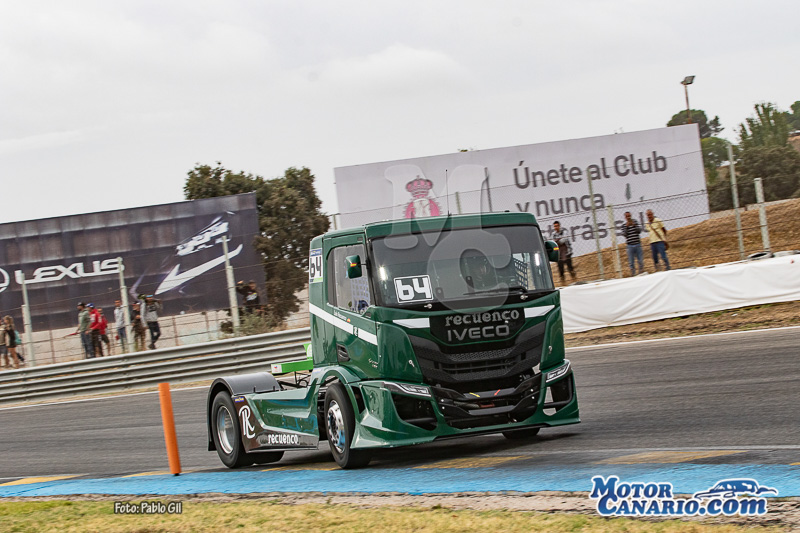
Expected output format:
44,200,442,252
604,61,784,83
1,0,798,225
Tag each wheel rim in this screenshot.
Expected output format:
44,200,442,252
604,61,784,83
216,405,236,455
327,400,346,454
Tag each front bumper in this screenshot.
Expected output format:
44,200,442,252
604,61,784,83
349,361,579,449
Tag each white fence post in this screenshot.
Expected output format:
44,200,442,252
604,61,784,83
727,143,746,260
753,178,771,252
222,236,241,334
607,205,622,278
19,275,36,366
586,166,604,279
118,257,133,353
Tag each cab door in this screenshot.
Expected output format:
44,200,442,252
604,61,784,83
321,236,379,379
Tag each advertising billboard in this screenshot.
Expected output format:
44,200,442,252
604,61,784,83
0,193,262,329
334,125,708,256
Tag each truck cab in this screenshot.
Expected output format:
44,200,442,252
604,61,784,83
208,212,579,469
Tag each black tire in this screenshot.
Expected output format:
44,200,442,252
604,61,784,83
502,427,541,440
324,383,371,469
252,451,284,465
211,391,254,468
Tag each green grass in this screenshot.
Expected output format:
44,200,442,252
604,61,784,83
0,500,783,533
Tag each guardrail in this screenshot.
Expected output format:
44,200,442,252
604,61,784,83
0,328,312,406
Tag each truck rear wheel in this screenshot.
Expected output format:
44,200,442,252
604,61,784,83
324,383,371,469
502,427,540,440
211,391,254,468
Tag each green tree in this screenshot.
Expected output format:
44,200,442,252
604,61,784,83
733,103,800,205
700,136,731,185
707,177,736,212
782,100,800,131
184,162,265,199
738,102,790,149
667,109,723,138
738,145,800,202
184,163,330,324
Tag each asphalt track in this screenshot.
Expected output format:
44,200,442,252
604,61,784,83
1,327,799,497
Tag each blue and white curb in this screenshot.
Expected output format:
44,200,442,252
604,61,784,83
1,464,798,498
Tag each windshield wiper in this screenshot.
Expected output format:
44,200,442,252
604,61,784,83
465,285,528,295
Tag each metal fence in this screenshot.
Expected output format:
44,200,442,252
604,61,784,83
0,327,311,406
330,156,793,287
0,253,311,369
2,302,311,369
548,174,790,286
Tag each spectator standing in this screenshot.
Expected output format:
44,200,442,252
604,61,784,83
88,303,104,357
75,302,93,358
551,221,577,284
140,295,162,349
114,300,128,351
645,209,671,271
623,211,645,276
131,303,147,351
97,308,111,355
2,316,20,369
236,280,261,314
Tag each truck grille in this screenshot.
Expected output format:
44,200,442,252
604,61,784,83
409,323,546,386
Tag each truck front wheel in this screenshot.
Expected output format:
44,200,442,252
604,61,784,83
211,391,254,468
324,383,371,469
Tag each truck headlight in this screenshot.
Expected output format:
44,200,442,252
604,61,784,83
545,360,571,383
384,382,431,397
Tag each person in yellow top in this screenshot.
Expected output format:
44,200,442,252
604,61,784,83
645,209,670,271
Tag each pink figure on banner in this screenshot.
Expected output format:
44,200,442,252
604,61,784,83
405,177,441,219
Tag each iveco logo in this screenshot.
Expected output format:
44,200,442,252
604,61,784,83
448,324,511,342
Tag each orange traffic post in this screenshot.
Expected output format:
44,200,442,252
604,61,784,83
158,382,182,475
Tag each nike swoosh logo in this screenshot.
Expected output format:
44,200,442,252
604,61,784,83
155,244,243,295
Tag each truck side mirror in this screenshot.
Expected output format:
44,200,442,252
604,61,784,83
345,255,363,279
545,241,560,263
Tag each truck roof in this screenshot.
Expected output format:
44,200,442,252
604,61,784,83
321,212,540,241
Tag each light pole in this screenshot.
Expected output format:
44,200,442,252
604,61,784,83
681,75,695,124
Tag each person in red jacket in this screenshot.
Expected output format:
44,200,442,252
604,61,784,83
97,307,111,356
87,304,105,357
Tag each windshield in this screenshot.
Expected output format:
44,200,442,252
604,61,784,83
370,225,553,308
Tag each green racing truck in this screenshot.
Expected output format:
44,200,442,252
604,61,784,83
206,212,579,469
